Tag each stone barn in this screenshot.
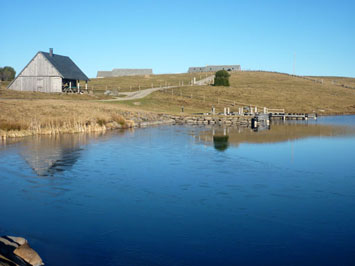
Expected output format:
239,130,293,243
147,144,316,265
8,49,89,93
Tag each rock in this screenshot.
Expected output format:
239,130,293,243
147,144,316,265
0,236,43,266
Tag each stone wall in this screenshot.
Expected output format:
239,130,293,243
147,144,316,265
129,114,251,128
188,65,241,73
97,68,153,78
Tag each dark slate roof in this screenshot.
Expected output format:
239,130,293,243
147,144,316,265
40,52,89,81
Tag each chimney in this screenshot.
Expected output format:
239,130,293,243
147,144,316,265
49,48,53,57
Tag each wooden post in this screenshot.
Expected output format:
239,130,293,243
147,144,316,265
85,81,88,91
69,82,72,91
224,108,227,116
78,81,80,93
227,107,230,115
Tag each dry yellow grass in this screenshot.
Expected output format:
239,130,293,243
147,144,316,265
89,72,213,93
308,76,355,89
111,71,355,115
0,100,134,138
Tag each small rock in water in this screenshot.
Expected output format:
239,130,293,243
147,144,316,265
0,236,44,266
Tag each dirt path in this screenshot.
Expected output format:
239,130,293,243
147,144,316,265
102,75,215,102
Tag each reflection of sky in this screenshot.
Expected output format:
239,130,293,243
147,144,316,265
0,116,354,266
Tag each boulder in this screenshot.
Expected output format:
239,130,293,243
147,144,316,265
0,236,43,266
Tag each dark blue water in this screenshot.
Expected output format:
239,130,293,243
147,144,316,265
1,116,355,265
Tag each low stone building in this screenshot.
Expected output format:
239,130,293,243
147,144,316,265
188,65,241,73
8,49,89,93
96,68,153,78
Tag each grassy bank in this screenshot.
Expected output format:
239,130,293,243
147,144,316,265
110,71,355,115
0,100,135,139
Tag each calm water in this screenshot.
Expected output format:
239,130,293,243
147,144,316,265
1,116,355,266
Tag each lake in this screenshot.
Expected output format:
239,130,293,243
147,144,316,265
1,116,355,266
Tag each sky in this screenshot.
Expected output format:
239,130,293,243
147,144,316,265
0,0,354,78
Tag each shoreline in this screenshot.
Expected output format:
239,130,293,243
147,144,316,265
1,111,354,141
0,113,253,140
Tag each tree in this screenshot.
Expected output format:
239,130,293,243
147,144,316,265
0,66,16,81
213,70,230,86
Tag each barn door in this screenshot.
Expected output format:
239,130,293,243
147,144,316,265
51,77,62,92
36,78,44,92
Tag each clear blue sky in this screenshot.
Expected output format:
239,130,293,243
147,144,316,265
1,0,354,78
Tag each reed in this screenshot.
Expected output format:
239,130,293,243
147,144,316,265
0,99,134,138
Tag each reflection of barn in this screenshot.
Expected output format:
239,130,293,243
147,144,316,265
8,49,89,93
20,135,87,176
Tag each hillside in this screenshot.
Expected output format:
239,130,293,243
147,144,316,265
1,71,355,116
89,72,213,94
108,71,355,115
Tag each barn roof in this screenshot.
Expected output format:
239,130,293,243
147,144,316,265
40,51,89,81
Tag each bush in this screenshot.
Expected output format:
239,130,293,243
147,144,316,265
214,70,230,86
0,66,16,81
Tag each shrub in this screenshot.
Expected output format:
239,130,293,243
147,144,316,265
0,119,28,131
96,118,107,126
214,70,230,86
111,113,126,126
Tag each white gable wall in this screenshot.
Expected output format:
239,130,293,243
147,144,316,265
8,53,63,92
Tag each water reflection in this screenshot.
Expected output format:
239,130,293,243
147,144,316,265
213,135,229,151
19,134,87,176
199,121,355,151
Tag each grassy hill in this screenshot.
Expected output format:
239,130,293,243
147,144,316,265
89,72,213,94
109,71,355,115
1,71,355,116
